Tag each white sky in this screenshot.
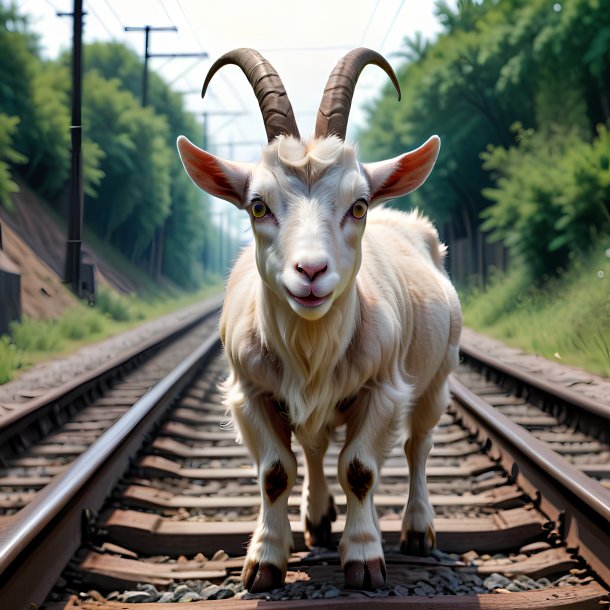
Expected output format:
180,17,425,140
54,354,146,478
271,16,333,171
18,0,451,246
23,0,450,162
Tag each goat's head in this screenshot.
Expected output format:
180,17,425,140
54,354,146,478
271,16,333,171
178,48,440,321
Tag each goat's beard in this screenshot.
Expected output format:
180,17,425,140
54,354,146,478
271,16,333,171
282,308,343,384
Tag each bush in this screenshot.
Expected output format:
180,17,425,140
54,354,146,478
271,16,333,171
0,335,22,384
0,113,26,207
57,307,105,340
10,318,63,352
95,286,144,322
481,124,610,281
462,244,610,376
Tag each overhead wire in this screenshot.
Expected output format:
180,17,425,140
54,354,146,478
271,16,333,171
174,0,206,52
158,0,177,28
84,0,115,38
360,0,381,45
379,0,406,51
100,0,125,30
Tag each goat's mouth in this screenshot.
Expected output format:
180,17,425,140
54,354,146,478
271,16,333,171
287,290,331,308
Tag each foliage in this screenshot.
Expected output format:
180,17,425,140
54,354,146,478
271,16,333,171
462,245,610,377
0,282,223,384
10,317,63,352
0,114,26,207
481,124,610,278
0,335,22,384
360,0,610,283
0,4,216,288
82,43,209,287
83,70,173,263
56,306,105,340
95,285,144,322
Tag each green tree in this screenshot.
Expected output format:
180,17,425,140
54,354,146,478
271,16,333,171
83,70,172,263
360,0,610,284
0,114,26,207
83,42,209,287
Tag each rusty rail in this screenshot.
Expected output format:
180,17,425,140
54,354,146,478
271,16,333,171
0,331,221,610
459,341,610,424
449,377,610,584
0,295,222,455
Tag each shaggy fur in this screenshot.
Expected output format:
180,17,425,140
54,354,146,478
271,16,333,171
178,133,462,593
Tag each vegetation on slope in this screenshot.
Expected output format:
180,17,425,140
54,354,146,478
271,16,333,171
0,2,236,288
360,0,610,375
0,283,222,384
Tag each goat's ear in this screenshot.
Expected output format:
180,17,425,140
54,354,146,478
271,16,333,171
177,136,252,208
363,136,440,206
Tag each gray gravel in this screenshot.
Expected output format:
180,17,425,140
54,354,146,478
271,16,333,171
86,549,595,603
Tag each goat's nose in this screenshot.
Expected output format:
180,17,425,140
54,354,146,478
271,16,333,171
295,261,328,281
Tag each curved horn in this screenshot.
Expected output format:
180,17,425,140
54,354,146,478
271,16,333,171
315,47,401,140
202,48,300,143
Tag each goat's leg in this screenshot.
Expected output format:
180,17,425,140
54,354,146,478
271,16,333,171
298,432,337,548
400,376,449,555
230,392,297,593
338,390,398,590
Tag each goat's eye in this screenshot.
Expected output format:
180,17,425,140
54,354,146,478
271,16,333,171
350,199,368,220
251,200,268,219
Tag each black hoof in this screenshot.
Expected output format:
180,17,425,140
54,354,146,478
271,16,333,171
243,562,284,593
344,557,387,590
305,495,337,548
400,526,436,556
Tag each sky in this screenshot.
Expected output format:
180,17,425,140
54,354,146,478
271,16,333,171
22,0,451,162
18,0,452,246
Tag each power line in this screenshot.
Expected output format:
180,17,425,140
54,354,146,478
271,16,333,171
167,57,203,87
379,0,406,51
360,0,381,45
84,0,114,38
100,0,125,30
42,0,60,12
174,0,206,52
158,0,176,28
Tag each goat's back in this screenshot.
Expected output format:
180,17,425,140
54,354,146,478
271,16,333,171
359,208,461,396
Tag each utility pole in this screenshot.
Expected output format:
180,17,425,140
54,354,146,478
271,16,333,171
124,26,177,107
59,0,84,296
124,26,207,280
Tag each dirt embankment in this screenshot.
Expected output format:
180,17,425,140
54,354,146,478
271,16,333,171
0,221,76,319
0,177,139,320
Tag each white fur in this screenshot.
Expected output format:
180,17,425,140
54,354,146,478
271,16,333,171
180,134,462,589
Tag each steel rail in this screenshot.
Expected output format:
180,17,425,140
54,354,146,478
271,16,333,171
459,340,610,422
0,295,222,453
0,330,221,610
449,376,610,585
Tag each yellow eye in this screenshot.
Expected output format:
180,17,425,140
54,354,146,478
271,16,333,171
251,201,268,219
351,200,368,219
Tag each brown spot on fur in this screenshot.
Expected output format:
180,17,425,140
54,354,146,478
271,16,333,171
347,458,373,503
265,460,288,503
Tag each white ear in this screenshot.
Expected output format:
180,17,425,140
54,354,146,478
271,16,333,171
177,136,253,208
363,136,440,205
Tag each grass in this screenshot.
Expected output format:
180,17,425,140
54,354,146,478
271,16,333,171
0,280,223,385
461,245,610,378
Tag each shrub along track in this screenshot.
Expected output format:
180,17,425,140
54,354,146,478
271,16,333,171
0,325,608,609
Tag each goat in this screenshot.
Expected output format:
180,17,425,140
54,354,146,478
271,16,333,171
177,48,462,593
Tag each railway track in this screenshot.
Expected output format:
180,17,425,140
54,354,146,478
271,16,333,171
0,318,608,609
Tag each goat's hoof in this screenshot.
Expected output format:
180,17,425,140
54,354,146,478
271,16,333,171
400,525,436,556
304,495,337,548
243,561,284,593
344,557,387,590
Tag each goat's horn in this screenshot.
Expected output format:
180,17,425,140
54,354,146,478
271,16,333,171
202,48,300,143
315,47,401,140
